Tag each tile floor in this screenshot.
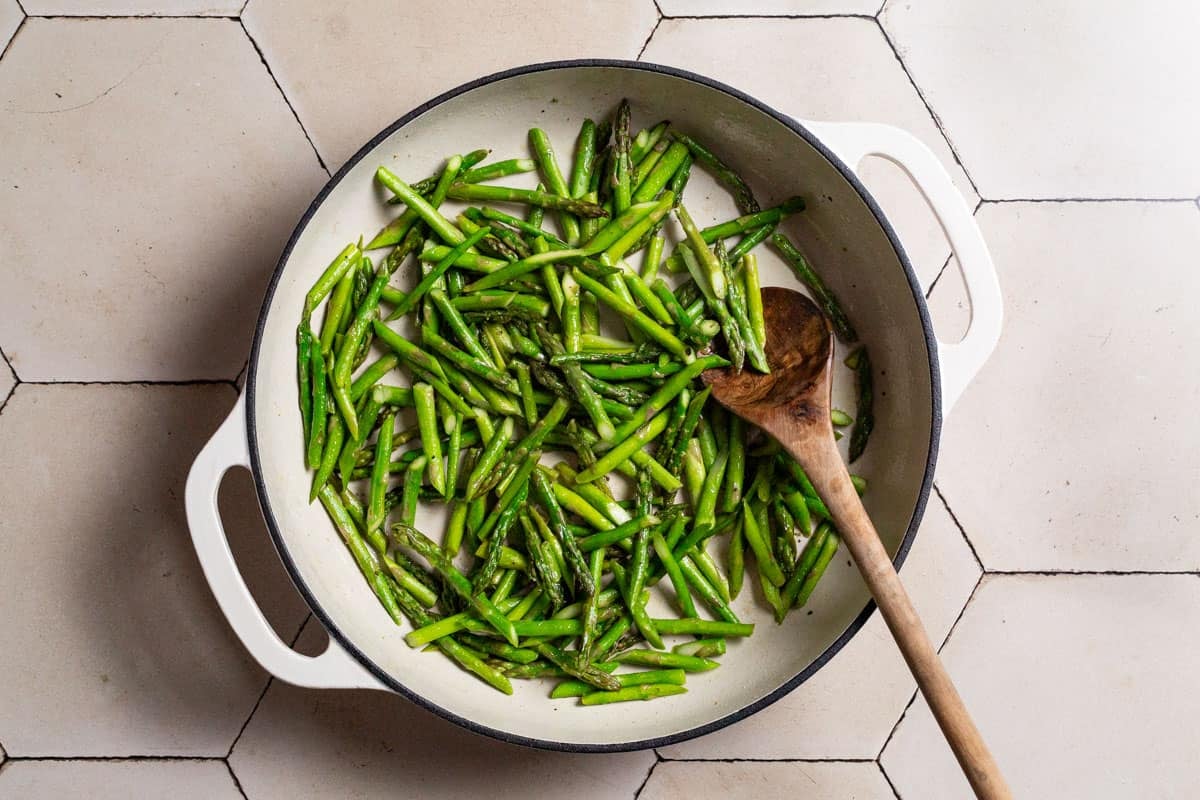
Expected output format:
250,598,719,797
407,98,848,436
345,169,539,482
0,1,1196,797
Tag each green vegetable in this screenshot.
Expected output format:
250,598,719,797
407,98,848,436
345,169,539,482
298,101,878,706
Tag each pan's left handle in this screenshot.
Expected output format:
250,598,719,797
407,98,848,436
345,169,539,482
799,120,1002,415
185,394,385,690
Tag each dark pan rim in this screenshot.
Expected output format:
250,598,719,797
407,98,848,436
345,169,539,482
245,58,942,753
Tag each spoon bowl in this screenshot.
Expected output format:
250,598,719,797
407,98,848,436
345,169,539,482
704,287,1011,800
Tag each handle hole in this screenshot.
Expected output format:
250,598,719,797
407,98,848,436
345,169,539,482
218,466,312,646
924,255,972,345
858,156,952,292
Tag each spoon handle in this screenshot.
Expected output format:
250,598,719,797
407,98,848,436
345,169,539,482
794,439,1012,800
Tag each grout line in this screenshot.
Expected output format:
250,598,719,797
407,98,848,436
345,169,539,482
0,346,19,416
872,17,982,199
0,15,26,63
0,345,18,382
0,384,15,417
22,379,238,388
632,753,661,800
636,14,663,61
923,252,953,300
4,755,223,762
239,0,250,14
988,569,1200,576
878,758,904,799
238,19,329,176
26,13,239,19
659,13,877,20
226,612,312,758
876,571,983,762
982,196,1197,204
937,571,983,653
226,680,273,760
12,0,25,14
225,758,249,800
932,484,984,572
923,197,980,299
657,757,880,763
651,0,664,16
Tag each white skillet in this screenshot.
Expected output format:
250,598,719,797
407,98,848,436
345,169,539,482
186,61,1001,751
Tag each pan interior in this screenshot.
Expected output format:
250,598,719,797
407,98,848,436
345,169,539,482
249,63,935,748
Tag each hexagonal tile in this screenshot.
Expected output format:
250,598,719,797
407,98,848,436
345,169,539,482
243,0,659,169
642,17,978,291
0,759,242,799
0,351,14,408
229,620,657,800
882,574,1200,797
0,19,327,381
881,0,1200,199
658,0,881,15
658,493,979,759
0,384,309,756
643,760,894,799
936,202,1200,571
0,0,20,53
21,0,242,14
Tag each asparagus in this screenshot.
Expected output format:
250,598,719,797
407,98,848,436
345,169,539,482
297,99,879,709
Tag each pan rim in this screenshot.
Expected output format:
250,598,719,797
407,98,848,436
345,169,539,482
244,58,942,753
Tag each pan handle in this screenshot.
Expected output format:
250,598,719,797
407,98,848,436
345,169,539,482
185,395,385,690
800,120,1002,414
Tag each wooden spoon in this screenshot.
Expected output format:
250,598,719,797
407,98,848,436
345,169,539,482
703,287,1011,800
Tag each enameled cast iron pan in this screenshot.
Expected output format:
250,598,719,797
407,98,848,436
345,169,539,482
186,60,1001,752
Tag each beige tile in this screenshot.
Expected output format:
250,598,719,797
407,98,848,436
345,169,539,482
0,0,20,53
658,0,881,14
0,19,327,381
658,494,979,759
936,202,1200,571
243,0,659,169
881,0,1200,199
229,622,657,800
22,0,242,14
882,574,1200,797
0,385,309,756
0,759,242,800
643,17,976,293
642,760,894,800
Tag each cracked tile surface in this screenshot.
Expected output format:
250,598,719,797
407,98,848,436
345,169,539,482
882,574,1200,797
934,202,1200,571
642,16,977,292
0,18,327,381
881,0,1200,198
0,385,309,756
242,0,660,169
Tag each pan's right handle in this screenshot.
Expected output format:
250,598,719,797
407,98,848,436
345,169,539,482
800,120,1002,415
185,394,384,690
